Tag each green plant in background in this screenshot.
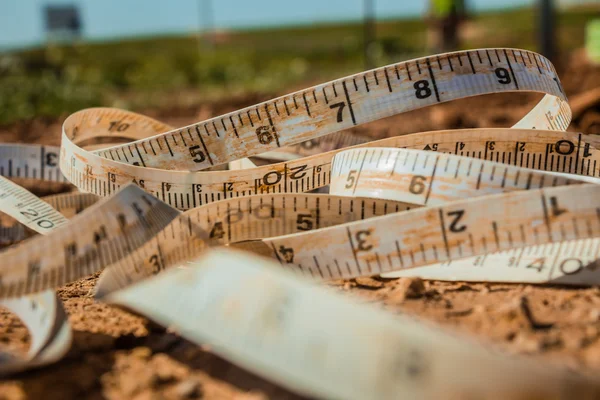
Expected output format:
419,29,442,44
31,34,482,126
0,52,103,125
588,19,600,64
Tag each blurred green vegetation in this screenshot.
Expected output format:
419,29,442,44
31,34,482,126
0,5,596,125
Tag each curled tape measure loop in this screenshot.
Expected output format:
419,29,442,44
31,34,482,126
2,48,600,397
59,48,568,210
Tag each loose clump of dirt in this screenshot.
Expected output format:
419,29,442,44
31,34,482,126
1,52,599,400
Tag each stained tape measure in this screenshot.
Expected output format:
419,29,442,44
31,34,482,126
2,48,600,398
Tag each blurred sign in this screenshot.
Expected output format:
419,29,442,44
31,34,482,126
44,4,82,41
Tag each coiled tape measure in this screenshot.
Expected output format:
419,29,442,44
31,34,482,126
2,48,600,398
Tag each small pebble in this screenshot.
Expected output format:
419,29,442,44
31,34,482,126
130,346,152,359
354,277,384,289
387,277,425,303
174,379,203,398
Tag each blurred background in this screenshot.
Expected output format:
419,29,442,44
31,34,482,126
0,0,598,135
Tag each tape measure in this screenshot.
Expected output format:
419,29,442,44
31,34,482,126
59,48,569,207
2,48,600,398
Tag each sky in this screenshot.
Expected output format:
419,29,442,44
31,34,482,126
0,0,545,49
205,0,532,29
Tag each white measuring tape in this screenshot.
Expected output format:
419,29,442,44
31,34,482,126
2,48,600,397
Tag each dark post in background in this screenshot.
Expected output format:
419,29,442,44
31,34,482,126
363,0,375,70
539,0,556,62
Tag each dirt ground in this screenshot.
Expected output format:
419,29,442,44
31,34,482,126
1,49,600,399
